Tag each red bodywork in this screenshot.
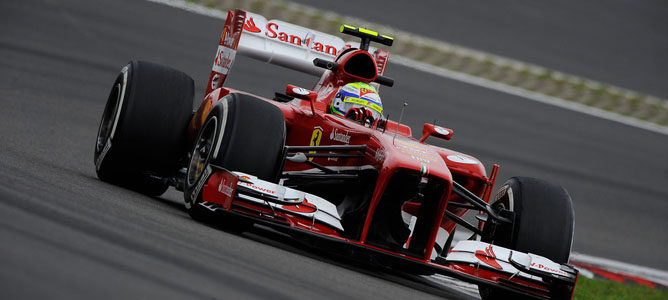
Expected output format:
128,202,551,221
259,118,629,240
187,9,575,299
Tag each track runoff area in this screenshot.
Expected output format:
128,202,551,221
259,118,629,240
149,0,668,291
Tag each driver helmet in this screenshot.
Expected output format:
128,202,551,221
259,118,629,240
330,82,383,120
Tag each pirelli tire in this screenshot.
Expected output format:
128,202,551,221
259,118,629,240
480,177,575,300
94,60,194,196
184,93,286,223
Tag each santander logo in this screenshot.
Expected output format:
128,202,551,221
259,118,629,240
243,17,261,33
475,245,502,269
243,17,338,56
213,46,234,74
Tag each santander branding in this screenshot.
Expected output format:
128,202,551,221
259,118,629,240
330,128,351,143
213,45,235,75
243,17,339,56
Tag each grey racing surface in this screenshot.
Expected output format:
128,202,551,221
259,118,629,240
0,0,478,299
293,0,668,98
0,0,667,299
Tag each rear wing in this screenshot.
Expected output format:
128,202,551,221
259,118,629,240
206,9,391,96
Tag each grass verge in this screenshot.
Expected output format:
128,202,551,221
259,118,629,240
574,276,668,300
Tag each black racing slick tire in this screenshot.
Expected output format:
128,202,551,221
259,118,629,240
184,93,286,222
94,60,194,196
479,177,575,300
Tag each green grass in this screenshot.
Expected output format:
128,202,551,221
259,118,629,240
574,276,668,300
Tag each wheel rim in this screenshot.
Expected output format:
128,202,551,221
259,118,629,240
186,116,218,189
96,83,121,154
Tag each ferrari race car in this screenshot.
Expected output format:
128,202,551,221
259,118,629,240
94,9,578,299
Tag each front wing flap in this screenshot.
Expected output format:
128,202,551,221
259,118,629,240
446,240,578,284
200,167,343,232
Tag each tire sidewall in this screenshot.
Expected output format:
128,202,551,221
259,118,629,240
184,99,228,209
209,94,286,182
95,60,194,177
487,177,574,264
94,65,131,180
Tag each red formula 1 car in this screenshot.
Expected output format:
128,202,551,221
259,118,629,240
94,9,577,299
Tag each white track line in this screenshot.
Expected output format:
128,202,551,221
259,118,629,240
147,0,668,283
148,0,228,18
570,252,668,286
391,56,668,137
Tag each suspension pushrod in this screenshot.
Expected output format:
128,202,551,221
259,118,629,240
451,181,512,224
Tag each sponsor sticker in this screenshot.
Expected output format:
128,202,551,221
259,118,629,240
292,87,310,96
217,177,234,197
213,45,236,75
447,155,479,165
215,171,238,209
329,128,350,144
434,126,450,136
242,14,341,57
395,138,428,151
220,26,235,47
395,138,437,163
412,155,430,164
211,74,220,90
374,149,386,162
327,151,339,162
530,262,568,276
265,22,338,56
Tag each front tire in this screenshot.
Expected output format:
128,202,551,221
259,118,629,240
184,93,286,224
479,177,575,299
94,60,194,196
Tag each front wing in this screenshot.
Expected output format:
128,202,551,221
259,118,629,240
198,167,578,299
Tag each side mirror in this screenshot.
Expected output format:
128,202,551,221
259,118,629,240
285,84,318,114
285,84,317,101
419,123,453,143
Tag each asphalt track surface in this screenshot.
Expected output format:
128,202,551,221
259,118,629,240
294,0,668,99
0,0,667,299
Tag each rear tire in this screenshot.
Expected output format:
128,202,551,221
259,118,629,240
184,93,285,226
479,177,575,300
94,61,194,196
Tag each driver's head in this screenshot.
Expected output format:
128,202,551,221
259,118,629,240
330,82,383,121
